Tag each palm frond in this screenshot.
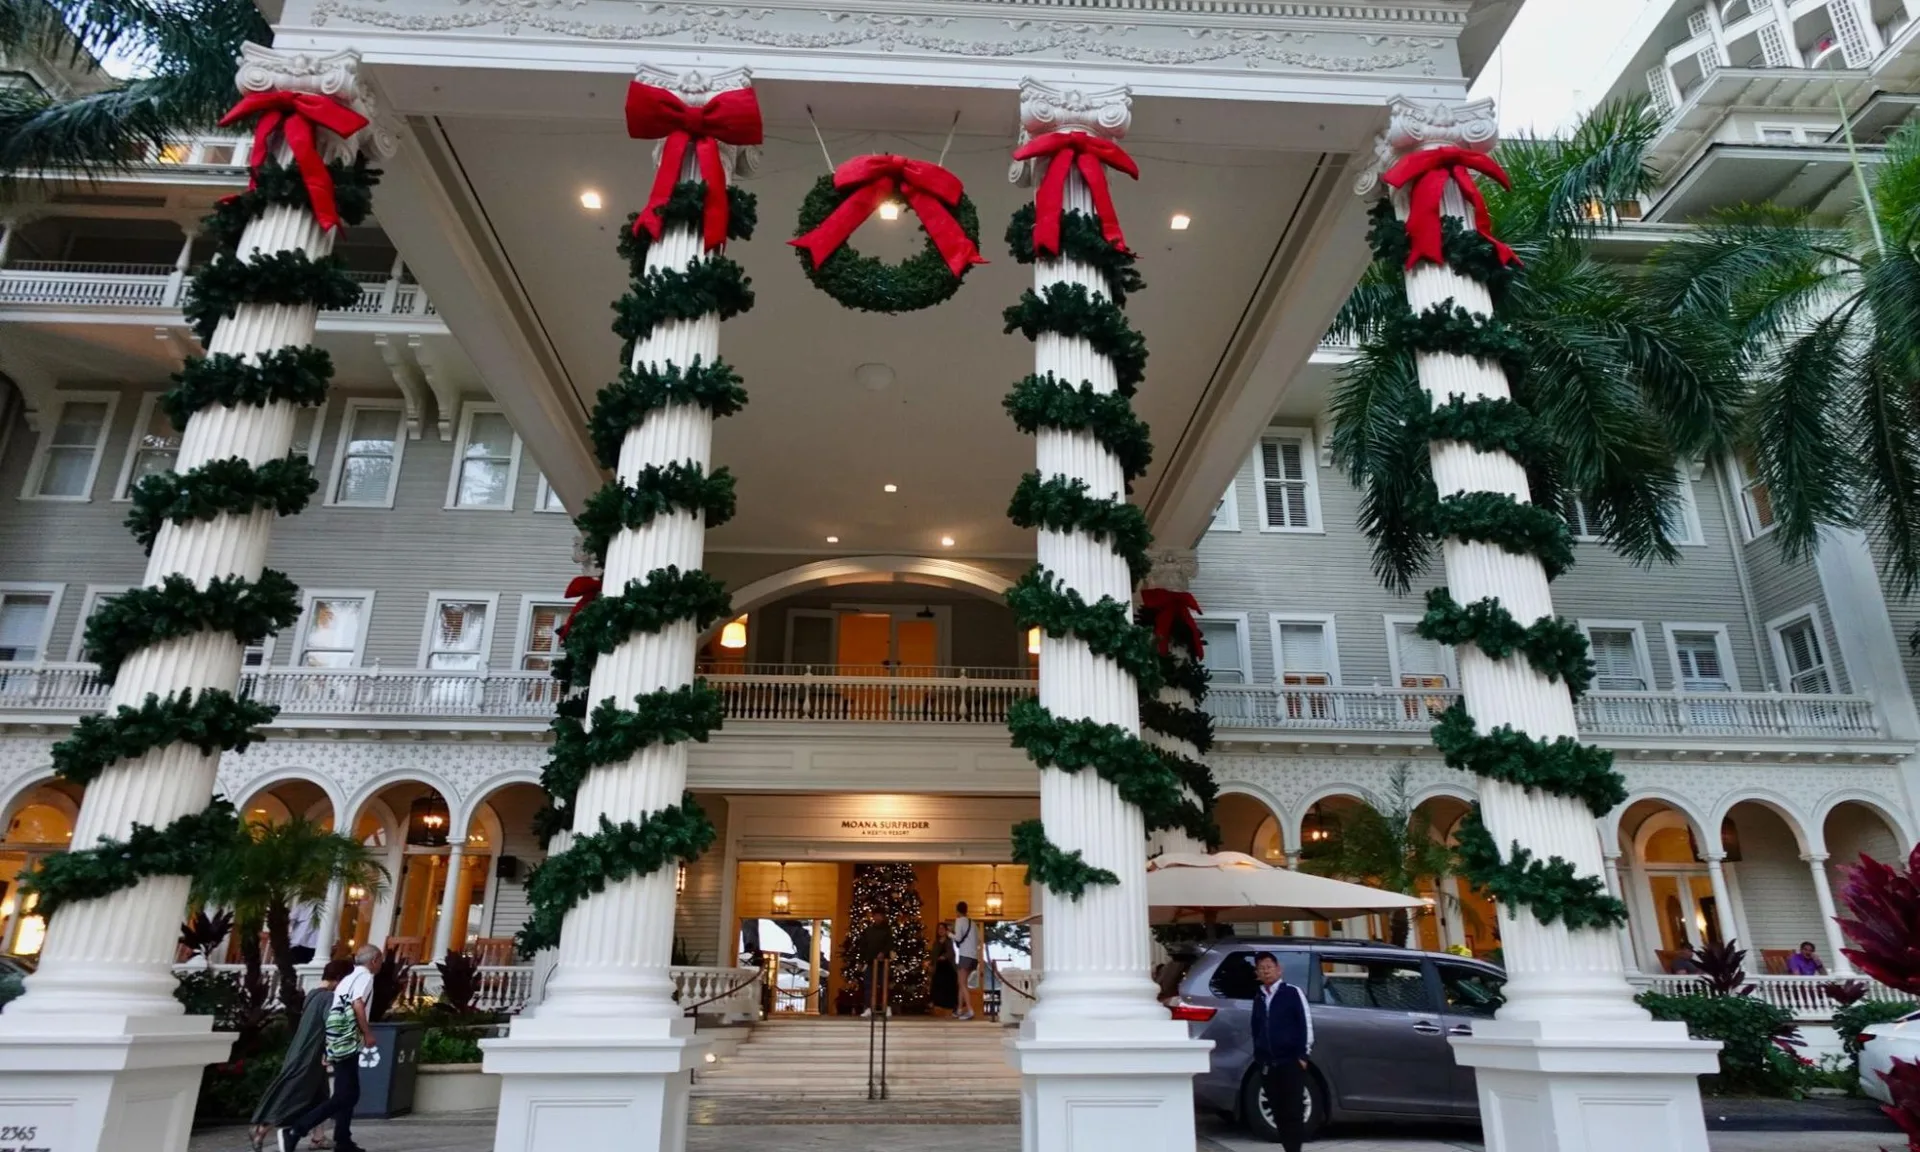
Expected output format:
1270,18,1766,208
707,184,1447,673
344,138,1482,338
1649,205,1854,351
1326,261,1405,345
1751,308,1861,557
1867,120,1920,250
1489,99,1663,246
1329,341,1434,592
1852,252,1920,595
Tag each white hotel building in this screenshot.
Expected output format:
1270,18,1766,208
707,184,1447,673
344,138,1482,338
0,0,1916,1149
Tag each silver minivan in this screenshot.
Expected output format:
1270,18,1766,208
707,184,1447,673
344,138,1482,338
1174,937,1506,1140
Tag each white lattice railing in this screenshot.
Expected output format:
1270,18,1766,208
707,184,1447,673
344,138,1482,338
673,965,763,1022
705,670,1036,723
402,963,536,1013
0,262,434,317
1629,973,1911,1021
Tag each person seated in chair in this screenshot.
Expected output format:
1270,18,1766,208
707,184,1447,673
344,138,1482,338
1787,941,1827,975
1667,943,1704,974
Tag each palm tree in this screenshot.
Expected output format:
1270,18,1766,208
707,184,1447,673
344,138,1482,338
0,0,267,176
1298,766,1457,948
1648,121,1920,604
1330,100,1748,588
192,815,387,1019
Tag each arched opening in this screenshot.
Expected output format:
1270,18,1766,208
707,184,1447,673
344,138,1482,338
460,782,547,965
1,779,80,958
1722,799,1820,975
1619,797,1730,971
1215,791,1279,859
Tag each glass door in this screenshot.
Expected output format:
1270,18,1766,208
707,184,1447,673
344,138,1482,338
739,918,834,1015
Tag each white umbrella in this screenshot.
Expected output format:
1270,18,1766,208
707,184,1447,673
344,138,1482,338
1145,851,1429,925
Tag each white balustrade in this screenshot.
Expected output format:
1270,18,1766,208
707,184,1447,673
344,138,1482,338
670,965,762,1022
0,262,434,316
1629,972,1912,1021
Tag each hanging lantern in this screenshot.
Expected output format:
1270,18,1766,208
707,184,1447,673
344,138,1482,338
676,862,688,896
1301,803,1340,846
985,865,1005,918
771,862,791,914
1026,627,1042,656
720,615,748,650
406,795,451,847
346,884,368,903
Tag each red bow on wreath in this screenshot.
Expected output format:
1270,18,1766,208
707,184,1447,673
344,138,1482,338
1140,588,1204,659
1013,130,1139,256
625,82,764,251
1380,145,1519,271
788,154,987,278
217,91,370,232
556,575,602,642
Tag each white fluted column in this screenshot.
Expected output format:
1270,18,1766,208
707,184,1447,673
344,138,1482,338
1702,852,1739,946
1805,853,1854,975
431,844,468,961
1377,97,1717,1152
1603,851,1639,971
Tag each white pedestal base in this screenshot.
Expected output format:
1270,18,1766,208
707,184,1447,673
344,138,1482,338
483,1016,707,1152
1009,1024,1211,1152
0,1013,234,1152
1451,1019,1721,1152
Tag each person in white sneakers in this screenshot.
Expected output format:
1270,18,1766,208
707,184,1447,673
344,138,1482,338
280,944,382,1152
951,902,979,1020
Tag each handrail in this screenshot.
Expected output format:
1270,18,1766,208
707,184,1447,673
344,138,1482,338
681,971,762,1017
866,953,891,1101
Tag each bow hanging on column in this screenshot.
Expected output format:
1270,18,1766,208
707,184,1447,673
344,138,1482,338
624,82,764,251
1380,145,1519,271
1012,131,1139,257
557,575,603,642
218,91,370,232
788,154,986,278
1140,588,1204,659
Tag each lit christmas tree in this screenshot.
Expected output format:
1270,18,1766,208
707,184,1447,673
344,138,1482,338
842,862,931,1013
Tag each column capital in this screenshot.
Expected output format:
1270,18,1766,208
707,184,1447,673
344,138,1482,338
1355,95,1499,196
1143,547,1199,593
1702,849,1728,865
1802,851,1831,863
234,43,395,159
1010,78,1131,186
633,64,762,181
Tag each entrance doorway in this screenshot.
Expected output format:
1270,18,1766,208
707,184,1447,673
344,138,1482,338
786,605,949,674
740,917,833,1015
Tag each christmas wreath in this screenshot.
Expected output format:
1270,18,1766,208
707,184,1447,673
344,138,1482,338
790,155,984,314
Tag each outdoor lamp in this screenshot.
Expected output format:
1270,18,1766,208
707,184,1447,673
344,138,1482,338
720,615,748,649
771,862,791,913
406,795,451,847
985,865,1005,917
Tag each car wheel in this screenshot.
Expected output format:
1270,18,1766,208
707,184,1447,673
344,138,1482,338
1240,1066,1328,1142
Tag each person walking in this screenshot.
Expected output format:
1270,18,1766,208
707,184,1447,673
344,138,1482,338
249,959,352,1151
951,901,979,1021
1251,952,1313,1152
279,944,382,1152
930,922,959,1016
286,899,324,966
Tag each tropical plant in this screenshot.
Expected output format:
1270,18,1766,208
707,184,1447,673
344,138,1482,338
1835,843,1920,1146
435,950,480,1014
369,945,414,1022
0,0,271,177
1330,99,1746,590
177,907,233,966
1637,990,1804,1096
1649,122,1920,607
1297,764,1457,948
191,815,386,1020
1693,938,1754,997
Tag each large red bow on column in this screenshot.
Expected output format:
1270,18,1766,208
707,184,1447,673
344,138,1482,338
625,82,764,251
1140,588,1204,659
1380,145,1519,271
1012,131,1139,256
788,154,987,278
557,575,602,641
217,91,369,232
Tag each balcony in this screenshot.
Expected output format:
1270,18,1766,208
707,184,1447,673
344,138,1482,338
0,664,1889,748
0,261,436,318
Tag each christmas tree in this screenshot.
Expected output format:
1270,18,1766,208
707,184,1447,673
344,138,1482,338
842,862,931,1012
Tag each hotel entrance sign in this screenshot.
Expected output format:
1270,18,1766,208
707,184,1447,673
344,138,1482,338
840,818,934,838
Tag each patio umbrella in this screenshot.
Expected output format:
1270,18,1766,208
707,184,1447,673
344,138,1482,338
1145,851,1428,925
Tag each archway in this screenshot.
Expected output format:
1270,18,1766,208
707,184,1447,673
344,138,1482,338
1,779,80,958
1720,798,1820,974
1617,798,1715,971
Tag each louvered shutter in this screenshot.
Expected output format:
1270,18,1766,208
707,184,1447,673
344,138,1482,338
1276,623,1330,685
1672,632,1729,691
1779,621,1833,694
1393,623,1452,688
1261,439,1311,529
1587,629,1647,691
1198,621,1243,684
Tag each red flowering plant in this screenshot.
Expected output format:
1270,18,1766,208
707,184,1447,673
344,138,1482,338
1835,843,1920,1149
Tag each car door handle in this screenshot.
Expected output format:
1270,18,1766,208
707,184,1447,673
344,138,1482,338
1449,1024,1473,1037
1411,1021,1443,1035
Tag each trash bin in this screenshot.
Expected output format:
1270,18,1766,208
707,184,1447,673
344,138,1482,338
355,1020,424,1118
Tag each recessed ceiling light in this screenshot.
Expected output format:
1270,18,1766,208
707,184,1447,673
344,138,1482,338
580,190,603,210
883,483,898,493
940,536,955,547
878,200,902,221
1170,213,1191,231
826,535,840,544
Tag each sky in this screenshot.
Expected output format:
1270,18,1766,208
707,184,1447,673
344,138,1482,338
1471,0,1660,136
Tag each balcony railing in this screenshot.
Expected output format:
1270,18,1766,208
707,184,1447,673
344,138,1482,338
0,261,434,317
1628,972,1909,1022
0,664,1886,742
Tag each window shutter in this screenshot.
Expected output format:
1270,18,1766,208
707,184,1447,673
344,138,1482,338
1393,623,1452,687
1780,620,1833,694
1587,629,1646,691
1276,622,1329,683
1673,632,1728,691
1198,621,1243,683
0,596,51,662
1261,438,1311,529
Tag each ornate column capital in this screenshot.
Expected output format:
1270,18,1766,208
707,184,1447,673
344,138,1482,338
1702,849,1728,866
633,64,762,181
233,43,396,159
1010,78,1131,186
1802,851,1831,864
1143,547,1199,594
1355,96,1499,196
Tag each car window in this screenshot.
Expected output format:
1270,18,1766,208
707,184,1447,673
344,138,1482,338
1317,954,1434,1012
1208,949,1310,999
1437,962,1506,1019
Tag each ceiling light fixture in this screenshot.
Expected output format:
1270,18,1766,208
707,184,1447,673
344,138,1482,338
771,862,791,914
985,865,1005,917
826,535,840,544
883,483,898,493
1170,213,1191,231
878,200,902,221
580,190,604,210
940,536,955,547
719,614,748,650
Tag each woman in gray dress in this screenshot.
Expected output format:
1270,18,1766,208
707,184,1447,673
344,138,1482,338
250,959,353,1151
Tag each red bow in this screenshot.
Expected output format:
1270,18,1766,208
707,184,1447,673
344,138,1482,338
1140,588,1204,659
625,82,764,251
1013,131,1139,256
789,154,987,279
218,91,370,232
557,576,602,641
1380,145,1519,271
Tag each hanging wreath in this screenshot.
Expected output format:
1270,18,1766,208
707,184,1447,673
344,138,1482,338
790,154,985,314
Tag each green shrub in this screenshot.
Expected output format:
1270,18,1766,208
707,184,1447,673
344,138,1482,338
173,968,244,1027
195,1049,285,1122
419,1026,487,1065
1834,1000,1920,1064
1638,991,1800,1095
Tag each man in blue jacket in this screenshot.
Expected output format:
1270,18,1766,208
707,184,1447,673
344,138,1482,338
1250,951,1313,1151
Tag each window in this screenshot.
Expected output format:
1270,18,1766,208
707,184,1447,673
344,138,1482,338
421,596,495,670
1732,452,1775,539
1208,949,1310,1000
1771,611,1835,694
24,394,116,500
297,594,372,667
1196,617,1248,685
1583,625,1651,691
1209,481,1239,532
1256,432,1321,532
241,639,272,669
1563,497,1601,542
1317,954,1434,1012
534,474,568,514
1389,619,1454,689
68,585,129,660
1662,472,1704,546
448,405,521,510
0,587,60,663
1757,124,1801,143
1271,616,1337,721
291,401,329,465
1437,963,1506,1020
518,602,569,672
1667,626,1736,692
114,394,181,498
328,402,404,507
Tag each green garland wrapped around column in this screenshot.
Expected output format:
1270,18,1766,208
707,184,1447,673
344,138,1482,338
1137,585,1222,855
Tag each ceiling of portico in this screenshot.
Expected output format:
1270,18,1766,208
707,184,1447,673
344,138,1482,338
436,98,1330,559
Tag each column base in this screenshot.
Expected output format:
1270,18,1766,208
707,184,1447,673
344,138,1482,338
1451,1018,1721,1152
0,1013,234,1152
1009,1020,1212,1152
483,1015,707,1152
